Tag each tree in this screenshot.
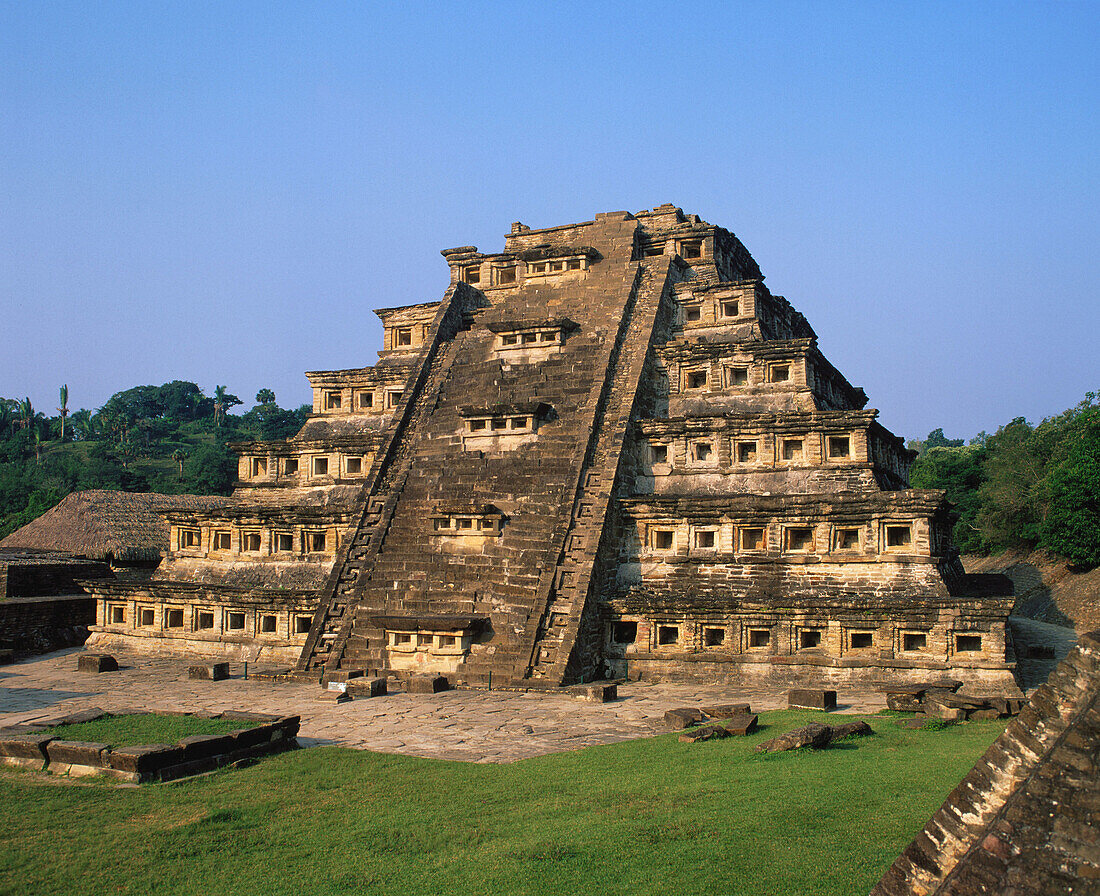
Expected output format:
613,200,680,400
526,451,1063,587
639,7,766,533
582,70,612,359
1038,395,1100,568
19,397,32,431
213,385,241,428
975,418,1045,551
923,428,964,450
181,442,235,494
910,444,986,553
255,388,276,406
57,385,69,442
172,449,188,481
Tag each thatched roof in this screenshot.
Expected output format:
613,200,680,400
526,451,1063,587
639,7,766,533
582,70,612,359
0,490,227,563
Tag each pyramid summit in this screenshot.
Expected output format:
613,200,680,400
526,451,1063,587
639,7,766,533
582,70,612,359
80,205,1017,692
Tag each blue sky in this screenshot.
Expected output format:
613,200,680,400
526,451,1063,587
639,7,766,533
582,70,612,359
2,2,1097,442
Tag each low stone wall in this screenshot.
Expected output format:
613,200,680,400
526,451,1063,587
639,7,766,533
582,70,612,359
0,595,95,655
0,711,300,783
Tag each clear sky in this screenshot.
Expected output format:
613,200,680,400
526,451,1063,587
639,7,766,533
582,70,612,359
2,2,1097,443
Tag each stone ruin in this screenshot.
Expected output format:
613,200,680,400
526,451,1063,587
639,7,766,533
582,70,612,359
76,205,1017,692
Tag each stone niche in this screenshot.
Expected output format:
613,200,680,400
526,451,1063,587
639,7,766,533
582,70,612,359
374,615,487,675
460,402,553,452
430,504,506,553
487,317,578,365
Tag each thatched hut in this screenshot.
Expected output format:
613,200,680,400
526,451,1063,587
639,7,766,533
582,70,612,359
0,490,227,566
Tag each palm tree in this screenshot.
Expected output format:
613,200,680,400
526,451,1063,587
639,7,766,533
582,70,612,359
19,397,33,431
34,431,42,465
172,449,188,480
213,385,227,427
212,385,240,428
57,384,69,442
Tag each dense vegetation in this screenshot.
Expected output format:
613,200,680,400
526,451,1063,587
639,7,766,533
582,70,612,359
0,709,1006,896
909,391,1100,568
0,382,308,539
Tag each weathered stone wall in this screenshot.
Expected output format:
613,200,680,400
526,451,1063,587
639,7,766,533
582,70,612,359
0,595,95,654
872,630,1100,895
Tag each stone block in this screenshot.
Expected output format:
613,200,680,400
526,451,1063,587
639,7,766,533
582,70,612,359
755,723,833,754
679,723,731,743
347,676,387,698
702,703,751,718
272,715,301,739
581,683,617,703
107,744,182,776
228,726,273,749
77,654,118,674
407,675,449,694
664,707,706,730
968,708,1003,721
724,713,759,736
884,694,919,716
0,733,53,765
316,689,351,703
177,734,236,761
787,689,837,711
922,699,965,722
45,740,110,768
829,720,873,741
188,663,229,681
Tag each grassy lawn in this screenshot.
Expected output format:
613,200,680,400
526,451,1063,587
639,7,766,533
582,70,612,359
0,710,1004,896
37,713,257,748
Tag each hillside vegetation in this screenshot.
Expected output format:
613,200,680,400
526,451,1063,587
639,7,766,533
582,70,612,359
909,391,1100,570
0,382,308,539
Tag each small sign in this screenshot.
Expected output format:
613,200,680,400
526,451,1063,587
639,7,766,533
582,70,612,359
327,681,347,693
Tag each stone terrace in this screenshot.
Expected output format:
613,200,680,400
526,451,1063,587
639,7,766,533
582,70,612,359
0,648,886,763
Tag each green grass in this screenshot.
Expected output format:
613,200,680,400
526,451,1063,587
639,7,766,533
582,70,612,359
0,710,1005,896
39,713,255,749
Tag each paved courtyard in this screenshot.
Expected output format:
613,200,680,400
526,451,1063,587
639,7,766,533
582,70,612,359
0,648,888,763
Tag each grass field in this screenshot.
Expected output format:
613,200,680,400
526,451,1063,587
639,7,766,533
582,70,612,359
37,713,258,749
0,710,1004,896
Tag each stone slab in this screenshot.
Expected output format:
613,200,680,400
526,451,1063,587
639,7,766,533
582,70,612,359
830,720,873,741
664,707,706,730
44,707,107,726
679,723,731,743
788,689,837,711
45,739,110,767
0,733,53,762
178,733,236,760
755,723,833,754
107,743,182,775
701,703,752,718
315,689,351,703
724,713,759,736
